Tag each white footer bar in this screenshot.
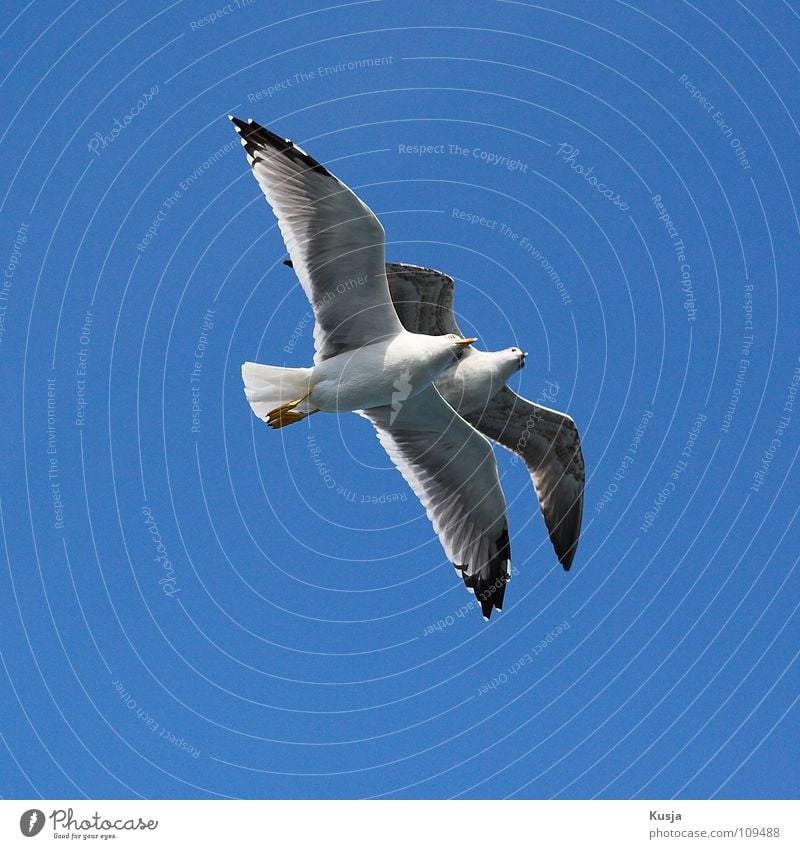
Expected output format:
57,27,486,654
2,800,797,847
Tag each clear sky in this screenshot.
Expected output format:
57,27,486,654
1,0,798,799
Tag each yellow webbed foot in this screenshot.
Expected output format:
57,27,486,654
265,390,317,429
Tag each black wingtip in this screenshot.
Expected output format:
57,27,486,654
548,498,582,573
479,580,507,619
283,258,293,268
229,115,332,176
228,114,249,132
457,527,511,621
558,541,576,571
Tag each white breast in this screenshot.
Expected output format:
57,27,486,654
435,349,511,415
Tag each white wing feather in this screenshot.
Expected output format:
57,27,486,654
360,384,511,618
230,117,403,362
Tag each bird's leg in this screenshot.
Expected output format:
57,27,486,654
266,389,316,429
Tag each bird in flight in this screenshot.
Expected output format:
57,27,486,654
386,263,584,574
232,116,584,618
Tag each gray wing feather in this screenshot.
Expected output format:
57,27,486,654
283,259,462,337
385,263,464,336
465,386,584,570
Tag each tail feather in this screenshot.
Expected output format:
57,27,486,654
241,362,315,423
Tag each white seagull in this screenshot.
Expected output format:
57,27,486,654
385,263,584,571
285,258,585,573
233,117,581,618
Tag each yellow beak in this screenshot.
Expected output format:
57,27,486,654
458,337,478,346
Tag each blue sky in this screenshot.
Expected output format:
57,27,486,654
1,0,798,799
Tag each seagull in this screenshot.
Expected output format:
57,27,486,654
284,258,586,572
232,117,511,617
385,263,585,571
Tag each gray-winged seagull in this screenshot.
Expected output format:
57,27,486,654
284,257,586,574
385,263,584,572
232,117,511,617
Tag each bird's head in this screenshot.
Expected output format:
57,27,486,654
496,346,528,379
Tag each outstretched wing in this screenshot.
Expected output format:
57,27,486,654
360,384,511,618
230,117,402,362
465,386,584,571
385,262,464,336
